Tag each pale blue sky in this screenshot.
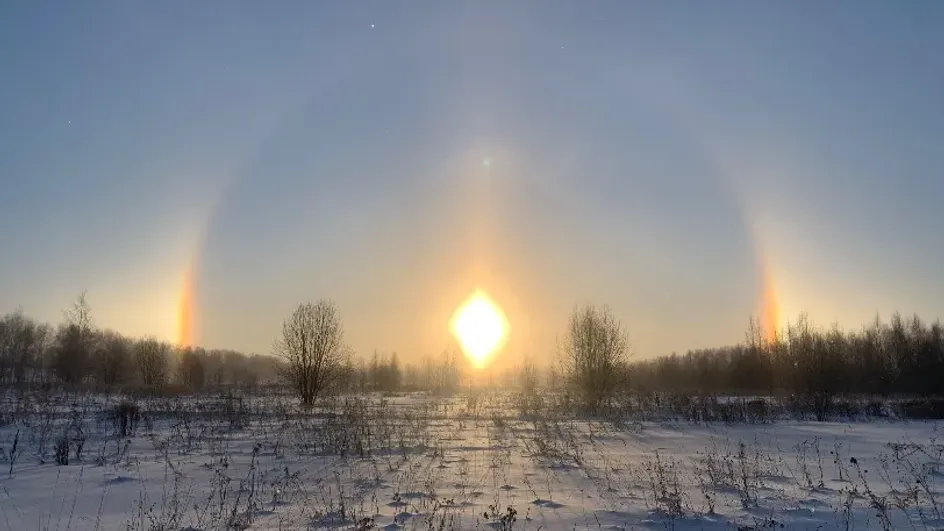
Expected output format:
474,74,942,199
2,2,942,365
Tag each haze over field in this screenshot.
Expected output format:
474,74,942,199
2,2,943,367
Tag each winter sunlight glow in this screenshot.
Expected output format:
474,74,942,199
450,290,508,368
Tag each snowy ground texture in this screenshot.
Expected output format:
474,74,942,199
0,391,942,531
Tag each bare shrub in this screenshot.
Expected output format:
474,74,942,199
850,457,894,531
54,434,70,465
484,503,517,531
6,429,19,477
645,450,684,519
694,439,764,510
514,360,543,417
114,401,140,437
322,397,372,457
560,303,628,412
221,392,249,429
275,299,349,407
790,437,825,490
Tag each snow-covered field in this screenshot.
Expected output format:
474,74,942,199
0,392,942,530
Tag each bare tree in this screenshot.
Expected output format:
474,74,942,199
177,347,206,392
204,350,225,388
223,351,257,389
274,299,349,406
93,330,132,389
135,337,169,390
519,358,540,395
54,292,95,386
560,303,629,412
0,310,48,387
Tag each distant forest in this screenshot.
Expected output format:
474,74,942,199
0,294,279,392
0,293,466,394
1,293,942,402
625,313,944,399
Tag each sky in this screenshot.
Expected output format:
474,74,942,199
2,2,943,367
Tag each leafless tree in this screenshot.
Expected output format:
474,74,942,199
519,358,540,395
93,330,132,389
0,310,48,387
54,292,95,386
223,350,257,389
274,299,349,406
560,303,629,412
204,350,226,388
177,347,206,392
135,337,169,389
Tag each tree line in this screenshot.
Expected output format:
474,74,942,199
342,350,466,395
0,293,279,392
187,297,944,412
626,312,944,400
6,292,943,412
0,294,469,399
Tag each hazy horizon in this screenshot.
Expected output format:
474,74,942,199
2,2,943,367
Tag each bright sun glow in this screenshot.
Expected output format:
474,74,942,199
450,290,509,368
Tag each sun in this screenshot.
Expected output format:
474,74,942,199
450,289,509,368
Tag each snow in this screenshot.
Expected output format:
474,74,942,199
0,392,941,530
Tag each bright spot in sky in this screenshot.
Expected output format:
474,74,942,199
482,157,492,169
450,289,508,368
370,24,375,28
